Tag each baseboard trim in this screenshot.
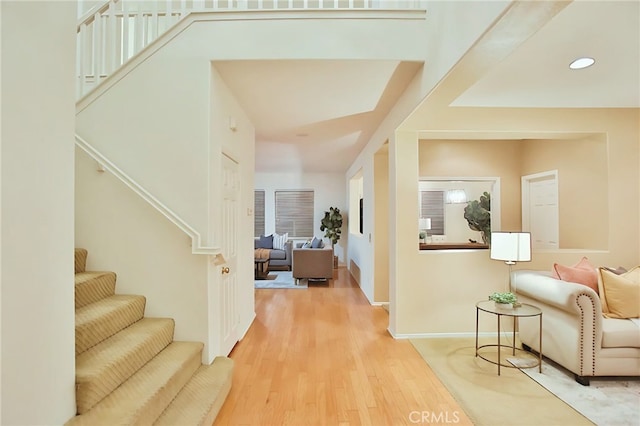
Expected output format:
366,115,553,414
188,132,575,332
389,331,519,340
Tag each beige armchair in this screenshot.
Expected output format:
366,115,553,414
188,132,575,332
292,247,334,284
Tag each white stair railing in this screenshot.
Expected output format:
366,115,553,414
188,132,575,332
75,134,221,255
76,0,425,99
77,0,183,98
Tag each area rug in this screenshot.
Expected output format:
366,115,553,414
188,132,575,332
514,357,640,426
254,271,307,289
409,337,593,426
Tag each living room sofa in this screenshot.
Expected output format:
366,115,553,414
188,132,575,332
513,269,640,385
292,243,333,284
254,238,293,270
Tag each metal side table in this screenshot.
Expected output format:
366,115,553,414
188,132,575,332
475,300,542,375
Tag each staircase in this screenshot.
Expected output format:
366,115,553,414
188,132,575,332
66,248,233,426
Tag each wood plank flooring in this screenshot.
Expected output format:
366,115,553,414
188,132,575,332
213,267,473,426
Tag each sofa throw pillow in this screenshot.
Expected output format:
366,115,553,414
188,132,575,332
257,234,273,249
602,266,628,275
552,256,594,278
598,266,640,319
553,257,598,293
273,233,288,250
311,236,324,249
302,240,312,248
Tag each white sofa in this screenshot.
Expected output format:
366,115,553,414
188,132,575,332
513,270,640,385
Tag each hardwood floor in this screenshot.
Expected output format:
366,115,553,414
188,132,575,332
213,267,472,426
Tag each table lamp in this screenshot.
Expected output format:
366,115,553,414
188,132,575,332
490,231,531,293
419,218,431,233
419,218,431,242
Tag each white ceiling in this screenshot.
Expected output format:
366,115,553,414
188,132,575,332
452,0,640,109
214,0,639,174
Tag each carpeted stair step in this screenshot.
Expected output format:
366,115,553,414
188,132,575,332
66,341,204,426
154,356,234,426
75,294,146,355
75,271,117,308
75,317,176,414
75,248,88,273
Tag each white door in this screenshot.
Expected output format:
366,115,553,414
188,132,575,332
522,171,559,250
220,153,239,355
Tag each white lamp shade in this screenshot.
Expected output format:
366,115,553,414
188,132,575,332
419,218,431,230
490,232,531,262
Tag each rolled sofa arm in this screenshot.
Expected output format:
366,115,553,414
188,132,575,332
514,269,602,315
514,269,604,377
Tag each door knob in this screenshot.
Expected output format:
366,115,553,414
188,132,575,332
221,266,230,274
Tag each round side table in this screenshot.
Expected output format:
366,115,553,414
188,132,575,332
475,300,542,375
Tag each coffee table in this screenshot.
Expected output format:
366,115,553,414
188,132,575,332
475,300,542,375
254,258,269,279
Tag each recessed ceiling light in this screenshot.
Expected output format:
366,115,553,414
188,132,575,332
569,57,595,70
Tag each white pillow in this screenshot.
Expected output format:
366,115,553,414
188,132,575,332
273,233,288,250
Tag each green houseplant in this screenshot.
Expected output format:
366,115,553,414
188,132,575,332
320,207,343,268
464,191,491,244
489,291,517,308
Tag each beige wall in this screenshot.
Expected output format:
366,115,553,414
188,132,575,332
419,139,522,232
391,108,639,336
76,52,213,246
373,146,389,302
419,136,609,249
347,2,511,306
211,67,257,341
74,60,257,362
75,148,213,360
521,136,608,249
1,1,77,423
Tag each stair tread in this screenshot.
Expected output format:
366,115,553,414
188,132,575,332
75,271,115,284
75,295,146,355
75,248,88,274
74,271,117,308
67,341,204,426
76,317,175,414
154,357,234,426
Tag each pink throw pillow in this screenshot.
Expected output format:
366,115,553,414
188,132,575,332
551,256,593,279
553,257,598,293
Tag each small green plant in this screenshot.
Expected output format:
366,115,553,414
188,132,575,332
419,231,427,239
489,292,517,304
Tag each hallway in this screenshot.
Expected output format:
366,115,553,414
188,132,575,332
213,267,472,425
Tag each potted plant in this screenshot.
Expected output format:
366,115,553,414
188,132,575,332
489,291,517,309
464,191,491,244
419,231,427,243
320,206,343,268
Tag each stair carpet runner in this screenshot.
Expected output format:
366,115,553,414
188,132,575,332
67,248,233,426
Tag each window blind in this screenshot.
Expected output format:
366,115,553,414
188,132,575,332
254,190,265,237
275,190,314,238
420,190,445,236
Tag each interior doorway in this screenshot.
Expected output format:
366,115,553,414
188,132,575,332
521,170,559,250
